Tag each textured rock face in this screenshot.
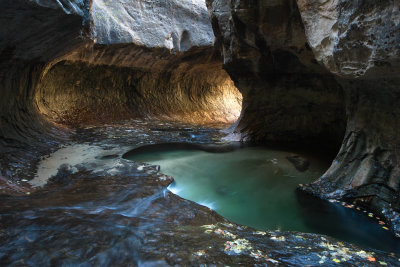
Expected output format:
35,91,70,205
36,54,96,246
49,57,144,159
28,0,89,17
0,0,91,183
296,0,400,227
0,0,89,144
91,0,214,52
207,0,346,149
297,0,400,78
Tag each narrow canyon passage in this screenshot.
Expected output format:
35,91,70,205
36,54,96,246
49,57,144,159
1,0,400,265
35,51,242,126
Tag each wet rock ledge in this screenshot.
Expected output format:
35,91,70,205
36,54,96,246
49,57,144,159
1,121,399,266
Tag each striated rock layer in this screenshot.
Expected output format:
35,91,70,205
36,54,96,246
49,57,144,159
206,0,346,150
0,0,91,183
0,0,241,137
297,0,400,232
207,0,400,233
0,0,241,182
37,47,241,126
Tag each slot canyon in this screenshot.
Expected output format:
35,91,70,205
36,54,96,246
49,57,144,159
0,0,400,265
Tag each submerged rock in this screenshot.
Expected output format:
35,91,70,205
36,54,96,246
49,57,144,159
286,155,310,172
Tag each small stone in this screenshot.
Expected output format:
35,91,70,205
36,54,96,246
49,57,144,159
254,231,266,235
286,155,310,172
194,250,205,256
265,258,279,264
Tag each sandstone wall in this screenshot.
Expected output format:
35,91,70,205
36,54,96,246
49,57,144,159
207,0,400,232
0,0,240,182
297,0,400,224
206,0,346,150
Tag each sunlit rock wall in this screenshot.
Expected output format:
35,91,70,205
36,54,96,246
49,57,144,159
1,0,238,138
0,0,240,184
36,58,241,126
33,0,241,126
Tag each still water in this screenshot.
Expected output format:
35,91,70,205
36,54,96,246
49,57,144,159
126,144,400,254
